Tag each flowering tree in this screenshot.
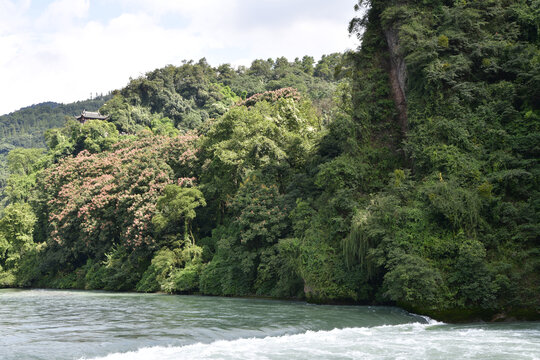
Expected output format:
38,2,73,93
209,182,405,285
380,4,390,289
238,87,301,107
42,132,199,262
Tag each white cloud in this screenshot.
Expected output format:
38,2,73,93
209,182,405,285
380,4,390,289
0,0,359,115
0,12,206,114
0,0,30,33
118,0,236,19
221,18,357,63
36,0,90,29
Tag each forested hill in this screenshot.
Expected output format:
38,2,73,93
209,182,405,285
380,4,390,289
0,96,110,203
0,0,538,323
0,55,343,151
98,55,345,134
0,96,111,149
0,54,343,206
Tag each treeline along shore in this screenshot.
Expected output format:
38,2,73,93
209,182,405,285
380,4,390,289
0,0,539,322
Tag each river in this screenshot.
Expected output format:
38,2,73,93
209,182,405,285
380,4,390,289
1,289,539,359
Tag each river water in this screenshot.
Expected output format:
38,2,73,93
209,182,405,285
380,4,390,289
1,289,539,360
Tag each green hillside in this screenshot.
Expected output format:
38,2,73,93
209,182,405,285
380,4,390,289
0,1,538,322
0,96,111,204
343,0,539,320
0,96,111,149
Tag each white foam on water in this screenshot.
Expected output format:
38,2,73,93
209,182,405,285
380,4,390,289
415,314,445,326
84,322,540,360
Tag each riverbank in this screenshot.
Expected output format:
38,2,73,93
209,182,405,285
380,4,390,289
402,303,540,323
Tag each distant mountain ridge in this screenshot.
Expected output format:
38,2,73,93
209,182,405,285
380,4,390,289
0,95,111,150
12,101,62,112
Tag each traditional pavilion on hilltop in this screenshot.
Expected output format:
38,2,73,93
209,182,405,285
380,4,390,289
76,110,109,124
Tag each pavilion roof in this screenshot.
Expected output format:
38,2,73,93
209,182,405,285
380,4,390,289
76,110,109,120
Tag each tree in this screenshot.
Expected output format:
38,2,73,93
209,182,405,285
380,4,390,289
42,133,199,265
0,203,37,285
153,185,206,244
3,148,45,204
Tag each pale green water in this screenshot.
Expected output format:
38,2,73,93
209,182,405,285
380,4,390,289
1,289,539,360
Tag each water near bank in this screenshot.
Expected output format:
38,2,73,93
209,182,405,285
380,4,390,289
1,289,539,360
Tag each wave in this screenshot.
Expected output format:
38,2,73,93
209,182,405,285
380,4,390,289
414,314,445,326
83,320,540,360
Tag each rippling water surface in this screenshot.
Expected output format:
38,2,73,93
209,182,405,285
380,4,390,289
1,289,539,359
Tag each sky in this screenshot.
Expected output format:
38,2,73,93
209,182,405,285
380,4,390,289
0,0,360,115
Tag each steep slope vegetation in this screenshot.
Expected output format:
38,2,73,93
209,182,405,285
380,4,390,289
342,0,539,320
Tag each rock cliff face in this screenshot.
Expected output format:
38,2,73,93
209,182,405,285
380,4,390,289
384,27,408,137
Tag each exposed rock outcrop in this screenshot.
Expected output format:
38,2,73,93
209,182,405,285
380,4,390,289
384,27,408,137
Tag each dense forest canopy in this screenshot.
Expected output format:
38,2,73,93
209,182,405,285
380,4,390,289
0,1,538,322
344,0,539,319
